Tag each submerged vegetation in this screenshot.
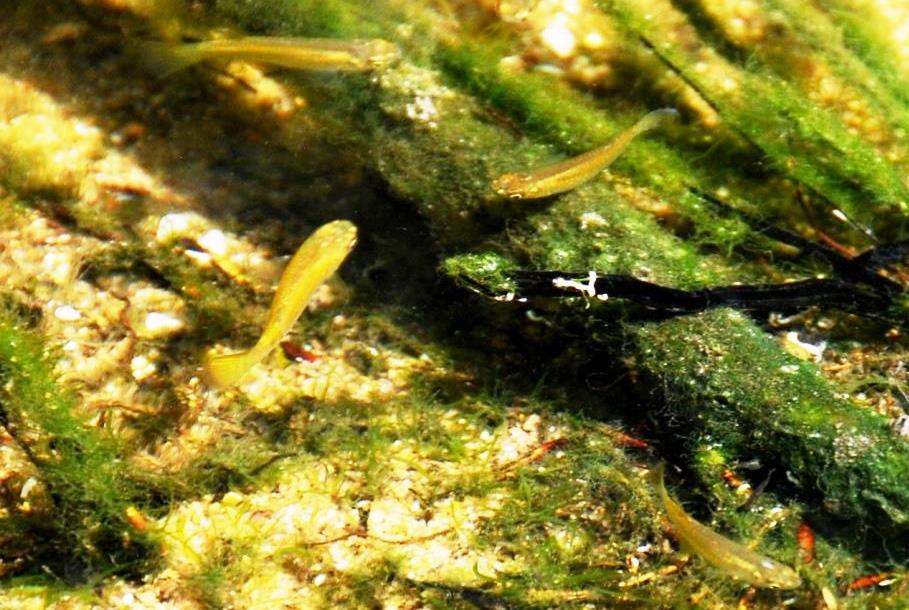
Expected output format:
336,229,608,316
2,0,909,607
0,301,151,580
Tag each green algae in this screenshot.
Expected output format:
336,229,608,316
604,0,909,232
443,252,519,296
82,240,242,343
821,0,909,113
2,0,909,607
203,0,909,569
633,309,909,525
0,302,155,579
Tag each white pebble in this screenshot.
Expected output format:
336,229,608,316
198,229,229,256
156,212,196,241
42,251,73,285
19,477,37,499
131,355,157,381
54,305,81,321
144,312,185,336
542,22,577,58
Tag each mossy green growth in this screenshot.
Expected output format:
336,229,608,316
443,182,742,303
443,252,518,295
432,32,811,253
0,303,155,580
214,0,392,40
633,308,909,526
603,0,909,234
83,240,241,343
817,0,909,112
521,189,731,287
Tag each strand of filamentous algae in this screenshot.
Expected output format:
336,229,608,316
692,0,909,179
603,0,909,223
821,0,909,111
760,0,909,135
0,305,152,569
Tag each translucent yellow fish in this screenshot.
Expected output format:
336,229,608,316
204,220,357,389
650,464,801,589
143,36,400,77
492,108,677,199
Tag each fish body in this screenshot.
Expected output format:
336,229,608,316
144,37,400,77
650,464,802,589
492,108,677,199
205,220,357,388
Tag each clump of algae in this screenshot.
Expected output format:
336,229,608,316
0,301,154,579
151,381,671,609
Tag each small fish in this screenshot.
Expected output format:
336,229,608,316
649,463,801,589
143,36,400,77
492,108,677,200
205,220,357,388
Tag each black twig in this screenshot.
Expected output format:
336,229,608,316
508,271,891,313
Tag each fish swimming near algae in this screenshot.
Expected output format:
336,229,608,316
492,108,677,199
143,36,400,77
204,219,358,389
650,463,802,590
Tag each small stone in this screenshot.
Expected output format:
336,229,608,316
53,305,81,321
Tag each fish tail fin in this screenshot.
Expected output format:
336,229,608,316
204,349,255,389
141,41,202,77
646,462,667,494
631,107,679,136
